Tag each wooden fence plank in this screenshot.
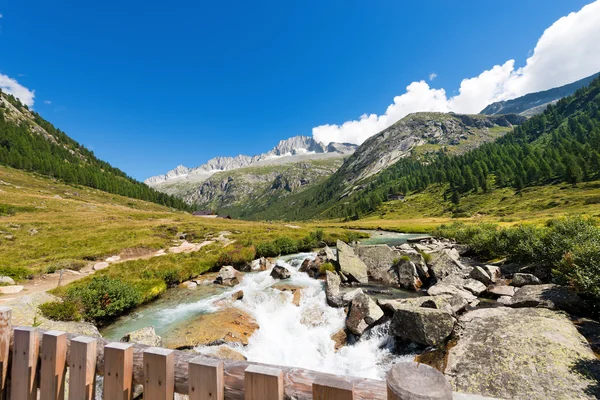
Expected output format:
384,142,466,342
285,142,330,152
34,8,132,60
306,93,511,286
143,347,174,400
0,307,11,400
313,377,355,400
68,336,97,400
104,342,133,400
40,331,67,400
244,365,283,400
11,327,40,400
189,357,224,400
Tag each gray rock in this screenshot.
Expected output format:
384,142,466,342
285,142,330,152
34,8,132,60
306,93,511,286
508,284,584,314
483,265,502,282
337,240,368,284
445,307,600,400
355,244,398,285
325,271,343,307
421,294,469,316
469,266,492,285
427,249,469,280
93,262,109,271
270,265,291,280
342,288,364,304
323,246,336,263
180,281,197,289
387,362,453,400
390,306,455,346
395,249,429,280
215,265,242,286
427,282,476,303
460,279,487,296
397,261,423,291
251,257,272,271
487,284,516,297
121,326,162,347
497,295,512,305
511,273,541,287
0,276,15,285
345,293,384,335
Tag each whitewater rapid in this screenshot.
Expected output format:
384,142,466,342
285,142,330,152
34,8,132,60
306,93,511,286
192,253,413,379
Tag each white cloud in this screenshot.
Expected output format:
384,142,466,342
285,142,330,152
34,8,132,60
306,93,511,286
0,74,35,107
429,73,437,81
313,0,600,145
44,100,52,104
0,13,3,19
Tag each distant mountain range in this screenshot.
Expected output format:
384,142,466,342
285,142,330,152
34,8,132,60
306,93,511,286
481,72,600,116
145,136,356,185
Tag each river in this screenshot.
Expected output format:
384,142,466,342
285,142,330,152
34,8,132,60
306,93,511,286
102,232,424,380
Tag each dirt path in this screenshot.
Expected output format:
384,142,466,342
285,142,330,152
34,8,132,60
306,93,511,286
0,232,234,303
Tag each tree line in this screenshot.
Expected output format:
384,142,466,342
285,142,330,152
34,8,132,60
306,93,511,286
331,76,600,219
0,91,193,211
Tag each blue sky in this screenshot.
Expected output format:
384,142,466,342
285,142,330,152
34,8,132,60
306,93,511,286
0,0,597,180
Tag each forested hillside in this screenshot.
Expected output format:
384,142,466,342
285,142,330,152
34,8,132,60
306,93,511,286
250,75,600,221
0,91,192,211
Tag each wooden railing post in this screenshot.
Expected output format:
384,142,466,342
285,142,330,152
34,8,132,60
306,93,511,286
0,307,11,400
313,377,355,400
386,362,452,400
244,365,283,400
188,357,224,400
11,327,40,400
68,336,97,400
40,331,67,400
143,347,174,400
104,342,133,400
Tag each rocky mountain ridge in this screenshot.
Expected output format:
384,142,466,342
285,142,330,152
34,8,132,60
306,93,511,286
481,72,600,116
333,112,525,191
145,136,356,185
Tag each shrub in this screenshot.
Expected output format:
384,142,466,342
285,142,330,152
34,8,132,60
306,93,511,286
65,277,142,324
255,241,278,258
319,262,336,274
39,301,82,322
0,266,32,281
274,236,298,254
217,245,256,267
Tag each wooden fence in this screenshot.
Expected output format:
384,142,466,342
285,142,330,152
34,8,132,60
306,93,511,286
0,307,454,400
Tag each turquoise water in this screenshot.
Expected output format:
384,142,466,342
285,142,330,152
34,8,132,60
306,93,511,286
358,230,430,247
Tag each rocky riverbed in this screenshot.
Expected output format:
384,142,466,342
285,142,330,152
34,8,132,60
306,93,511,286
98,234,600,399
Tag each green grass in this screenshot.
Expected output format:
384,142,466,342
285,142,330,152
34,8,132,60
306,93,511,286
0,165,361,321
318,180,600,233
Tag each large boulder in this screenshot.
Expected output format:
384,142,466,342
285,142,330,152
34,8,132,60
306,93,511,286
396,249,429,280
325,271,343,307
442,276,487,296
251,257,272,271
379,294,467,317
487,284,516,297
121,326,162,347
390,306,455,346
355,245,398,284
427,249,470,281
270,265,291,280
511,273,541,287
215,265,241,286
397,260,423,290
469,266,492,285
427,282,476,303
345,292,384,335
164,308,258,349
445,307,600,400
336,240,369,284
508,284,584,315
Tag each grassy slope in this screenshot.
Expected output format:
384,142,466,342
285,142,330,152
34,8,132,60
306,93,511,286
0,165,354,279
322,180,600,233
